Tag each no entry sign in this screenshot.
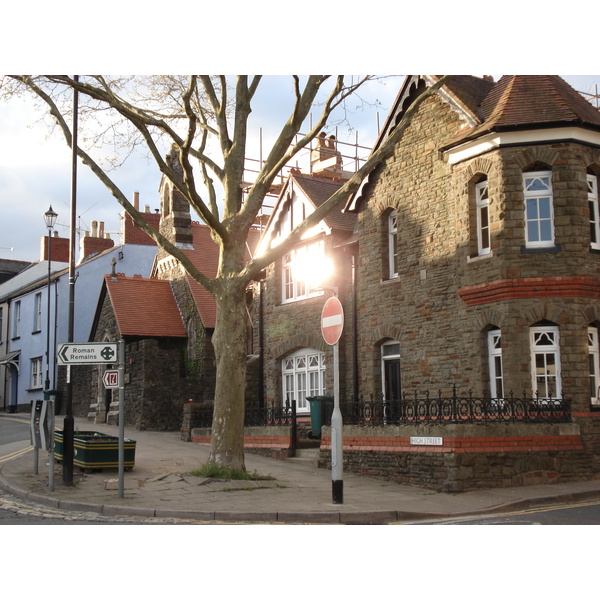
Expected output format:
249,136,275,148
321,296,344,345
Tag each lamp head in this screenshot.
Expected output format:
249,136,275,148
44,205,58,230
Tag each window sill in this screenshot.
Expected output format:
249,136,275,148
521,244,562,254
380,276,400,286
590,247,600,255
467,251,493,263
32,329,41,335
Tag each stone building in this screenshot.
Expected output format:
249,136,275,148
256,136,358,423
76,158,260,430
258,75,600,491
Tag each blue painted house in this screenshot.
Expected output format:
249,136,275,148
0,204,159,412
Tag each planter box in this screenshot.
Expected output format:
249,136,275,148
54,430,136,471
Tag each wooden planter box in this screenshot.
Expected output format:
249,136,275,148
54,430,136,471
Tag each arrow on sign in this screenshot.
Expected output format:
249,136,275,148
57,343,118,365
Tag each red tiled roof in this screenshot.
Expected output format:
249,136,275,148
183,223,261,329
105,274,186,338
444,75,600,148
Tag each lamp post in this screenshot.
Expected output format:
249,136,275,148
43,206,58,391
43,205,57,492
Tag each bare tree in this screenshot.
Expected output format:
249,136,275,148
2,75,447,469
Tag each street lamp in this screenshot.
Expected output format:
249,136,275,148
43,205,57,493
43,206,58,391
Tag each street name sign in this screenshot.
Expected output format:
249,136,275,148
57,342,118,365
102,369,120,389
321,296,344,346
410,436,443,446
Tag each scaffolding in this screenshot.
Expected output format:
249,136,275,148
242,127,373,230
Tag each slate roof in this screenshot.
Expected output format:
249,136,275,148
105,274,187,338
291,171,357,232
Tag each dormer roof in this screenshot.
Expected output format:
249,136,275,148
257,170,357,255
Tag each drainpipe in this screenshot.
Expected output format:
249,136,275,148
258,280,265,407
352,251,359,402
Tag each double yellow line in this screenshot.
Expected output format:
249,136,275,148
0,446,33,464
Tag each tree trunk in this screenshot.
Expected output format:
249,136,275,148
209,282,248,469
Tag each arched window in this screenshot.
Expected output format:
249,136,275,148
475,180,490,255
282,348,326,413
381,340,401,401
387,210,398,278
530,324,561,398
588,326,600,405
487,329,503,398
588,173,599,250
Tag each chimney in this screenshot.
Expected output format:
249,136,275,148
310,132,346,179
40,234,70,263
79,219,114,262
133,191,140,211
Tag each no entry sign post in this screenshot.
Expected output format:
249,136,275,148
321,296,344,504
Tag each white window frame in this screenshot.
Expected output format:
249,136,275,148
388,210,398,278
530,325,562,399
281,241,325,304
476,181,491,255
12,300,21,338
588,174,600,250
487,329,503,399
523,171,554,248
33,292,42,332
282,348,326,413
589,327,600,406
381,340,401,401
30,356,43,389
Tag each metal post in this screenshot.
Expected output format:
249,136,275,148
331,340,343,504
48,396,54,492
63,76,78,485
118,338,125,499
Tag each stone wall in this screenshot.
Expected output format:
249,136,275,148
319,422,593,493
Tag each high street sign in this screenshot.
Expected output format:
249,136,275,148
57,342,118,365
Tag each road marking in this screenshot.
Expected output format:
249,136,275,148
0,446,33,464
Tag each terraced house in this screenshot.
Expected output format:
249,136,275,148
259,75,600,492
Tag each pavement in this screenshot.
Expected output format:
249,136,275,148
3,414,600,524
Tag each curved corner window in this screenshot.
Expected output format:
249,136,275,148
523,171,554,248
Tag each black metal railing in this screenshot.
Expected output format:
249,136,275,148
326,385,571,426
191,400,296,429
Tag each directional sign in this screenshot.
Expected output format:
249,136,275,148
57,342,118,365
321,296,344,346
102,369,120,389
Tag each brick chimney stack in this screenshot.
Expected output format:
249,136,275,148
79,220,115,262
40,231,70,263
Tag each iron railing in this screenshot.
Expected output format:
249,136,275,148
191,400,296,429
329,386,571,426
191,386,570,429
